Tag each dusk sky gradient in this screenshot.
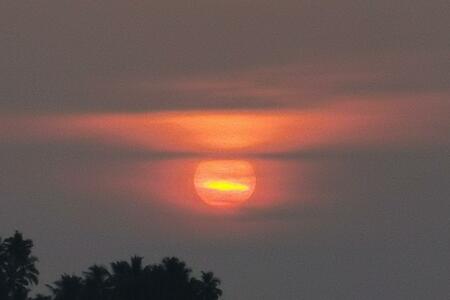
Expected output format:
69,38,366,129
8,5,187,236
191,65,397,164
1,1,449,299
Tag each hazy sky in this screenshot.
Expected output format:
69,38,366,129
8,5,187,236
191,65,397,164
1,1,449,299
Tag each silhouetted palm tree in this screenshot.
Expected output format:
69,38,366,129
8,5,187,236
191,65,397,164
110,256,150,300
0,236,7,299
160,257,194,299
82,265,110,300
48,274,83,300
1,231,224,300
198,271,222,300
0,231,39,300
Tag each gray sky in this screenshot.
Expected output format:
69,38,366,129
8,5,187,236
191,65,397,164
1,1,449,299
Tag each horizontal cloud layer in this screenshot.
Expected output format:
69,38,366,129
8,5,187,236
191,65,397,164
1,0,448,113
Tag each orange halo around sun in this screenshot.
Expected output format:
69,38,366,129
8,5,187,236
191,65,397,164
194,160,256,207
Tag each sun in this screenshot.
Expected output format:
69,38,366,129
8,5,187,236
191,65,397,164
194,160,256,207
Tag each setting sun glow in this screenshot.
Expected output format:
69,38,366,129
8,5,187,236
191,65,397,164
194,160,256,207
201,180,250,192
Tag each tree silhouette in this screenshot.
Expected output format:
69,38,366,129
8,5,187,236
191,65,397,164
0,231,39,300
0,236,7,299
82,265,111,300
109,256,150,300
197,272,222,300
0,231,223,300
159,257,195,299
47,274,84,300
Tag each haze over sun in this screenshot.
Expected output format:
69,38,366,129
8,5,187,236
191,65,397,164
1,1,449,299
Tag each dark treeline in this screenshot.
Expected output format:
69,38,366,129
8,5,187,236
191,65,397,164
0,231,222,300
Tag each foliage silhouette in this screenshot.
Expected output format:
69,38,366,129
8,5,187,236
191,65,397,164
196,272,222,300
0,231,39,300
82,265,110,300
47,275,84,300
0,232,223,300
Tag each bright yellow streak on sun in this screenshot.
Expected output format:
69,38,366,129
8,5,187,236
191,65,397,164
201,180,250,192
194,160,256,206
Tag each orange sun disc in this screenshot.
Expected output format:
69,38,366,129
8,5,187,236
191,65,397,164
194,160,256,207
